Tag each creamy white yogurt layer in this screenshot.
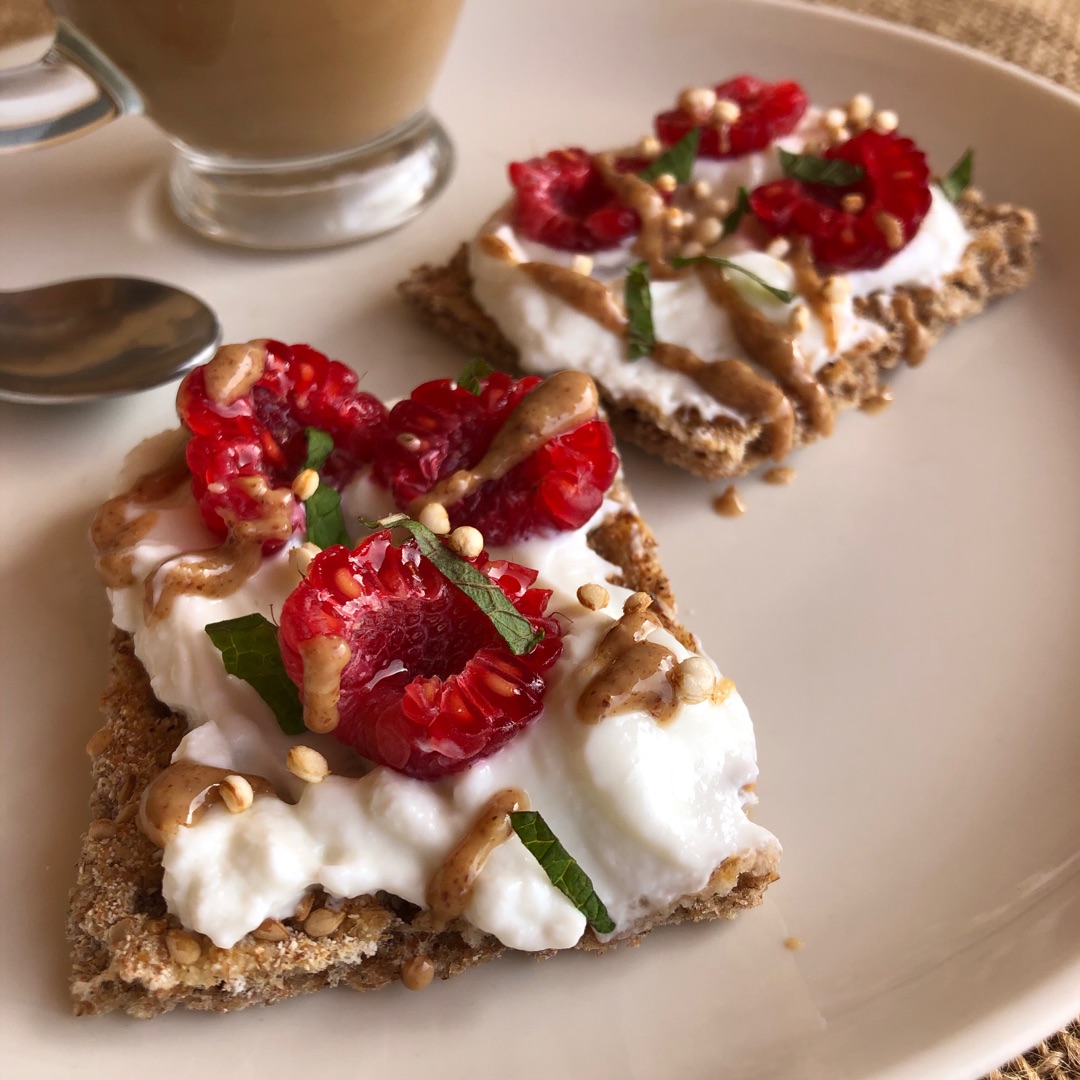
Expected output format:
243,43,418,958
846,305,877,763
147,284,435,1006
108,434,775,950
468,115,970,424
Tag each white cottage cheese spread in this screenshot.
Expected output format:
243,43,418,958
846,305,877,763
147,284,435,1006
108,431,775,951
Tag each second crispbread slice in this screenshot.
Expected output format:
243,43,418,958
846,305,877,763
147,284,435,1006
398,190,1038,480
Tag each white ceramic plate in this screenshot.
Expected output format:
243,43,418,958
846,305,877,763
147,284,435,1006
2,1,1078,1077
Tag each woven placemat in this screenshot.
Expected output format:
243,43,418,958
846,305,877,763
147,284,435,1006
806,0,1080,90
1,0,1077,1074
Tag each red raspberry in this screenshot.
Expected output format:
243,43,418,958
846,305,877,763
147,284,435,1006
748,130,932,271
655,75,808,159
278,531,563,779
371,372,619,545
178,341,387,551
508,147,640,251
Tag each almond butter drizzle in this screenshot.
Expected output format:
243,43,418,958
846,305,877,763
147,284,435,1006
860,388,894,414
577,608,679,724
91,449,191,588
699,264,834,440
138,762,276,848
651,342,796,461
478,233,518,263
400,955,436,991
203,340,267,404
594,151,671,276
410,370,599,514
762,466,796,486
517,262,796,461
425,788,529,929
713,485,747,518
142,477,295,623
299,635,351,733
891,294,930,366
790,240,842,354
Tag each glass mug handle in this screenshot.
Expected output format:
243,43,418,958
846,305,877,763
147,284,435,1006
0,20,142,152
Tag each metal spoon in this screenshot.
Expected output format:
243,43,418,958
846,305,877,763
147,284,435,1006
0,276,221,404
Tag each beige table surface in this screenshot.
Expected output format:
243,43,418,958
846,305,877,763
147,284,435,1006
1,0,1077,1075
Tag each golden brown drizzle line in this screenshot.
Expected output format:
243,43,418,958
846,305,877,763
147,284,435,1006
517,261,797,461
142,476,294,624
411,369,600,514
425,788,529,929
91,447,191,589
497,198,857,455
299,635,351,734
139,762,276,848
577,608,680,725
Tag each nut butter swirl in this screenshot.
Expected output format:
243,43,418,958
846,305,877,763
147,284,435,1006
577,608,679,725
142,477,295,623
698,263,834,440
516,261,797,461
594,151,671,277
139,762,276,848
411,369,600,514
91,445,191,589
298,634,352,734
425,787,530,929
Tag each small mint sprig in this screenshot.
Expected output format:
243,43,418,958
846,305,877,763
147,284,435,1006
671,255,796,304
510,810,616,934
301,427,350,550
359,515,543,656
722,186,751,238
205,613,305,735
624,260,655,361
939,148,973,203
638,128,700,186
456,357,494,396
779,148,865,186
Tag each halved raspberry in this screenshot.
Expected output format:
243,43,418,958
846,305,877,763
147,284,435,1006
371,372,619,545
278,531,563,778
748,130,931,271
178,341,387,551
655,75,808,159
508,147,640,251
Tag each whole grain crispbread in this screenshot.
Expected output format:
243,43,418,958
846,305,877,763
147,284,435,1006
68,489,780,1017
398,190,1038,480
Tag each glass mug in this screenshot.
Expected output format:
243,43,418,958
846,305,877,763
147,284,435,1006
0,0,464,249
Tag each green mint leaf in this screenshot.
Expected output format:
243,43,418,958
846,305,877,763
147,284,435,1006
624,260,655,361
722,186,751,238
456,358,493,396
205,613,305,736
940,148,973,203
304,484,351,549
300,427,350,549
671,255,796,304
304,427,334,473
510,810,616,934
638,128,700,185
358,516,543,656
779,148,865,186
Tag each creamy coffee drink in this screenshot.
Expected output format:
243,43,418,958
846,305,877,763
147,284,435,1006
49,0,464,160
